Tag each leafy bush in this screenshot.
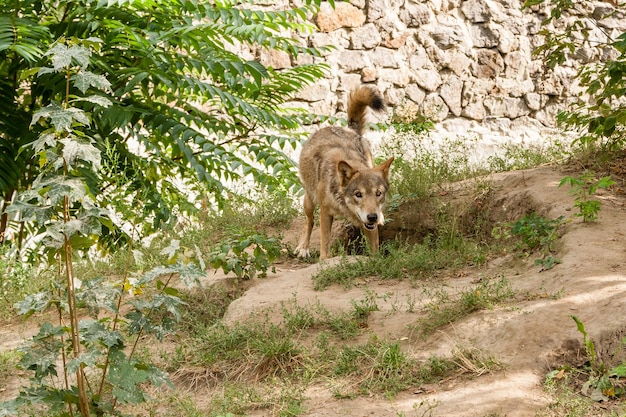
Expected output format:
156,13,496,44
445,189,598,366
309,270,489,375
208,233,282,279
508,213,564,253
494,213,564,270
0,37,209,417
1,261,204,417
559,173,615,222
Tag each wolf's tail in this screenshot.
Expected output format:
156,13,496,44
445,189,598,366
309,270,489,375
347,85,385,135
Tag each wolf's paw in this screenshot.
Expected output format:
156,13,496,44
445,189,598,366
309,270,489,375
295,246,311,258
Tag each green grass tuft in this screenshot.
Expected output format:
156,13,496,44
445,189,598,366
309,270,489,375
312,237,488,290
414,276,516,337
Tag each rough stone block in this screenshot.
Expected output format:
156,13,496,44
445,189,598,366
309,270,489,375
350,23,382,49
338,50,368,72
422,93,449,121
315,2,366,32
415,68,443,92
440,75,463,116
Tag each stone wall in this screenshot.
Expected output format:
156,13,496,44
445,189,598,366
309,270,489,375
264,0,625,139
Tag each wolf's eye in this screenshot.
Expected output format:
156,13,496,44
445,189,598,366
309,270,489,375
376,190,382,197
355,191,362,198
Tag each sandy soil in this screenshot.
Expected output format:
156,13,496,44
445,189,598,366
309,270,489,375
2,166,626,416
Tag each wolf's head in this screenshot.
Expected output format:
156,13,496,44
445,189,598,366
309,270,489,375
337,157,394,231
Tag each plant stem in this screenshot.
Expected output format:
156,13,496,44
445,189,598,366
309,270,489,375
59,65,91,415
57,262,74,417
62,154,90,416
110,271,176,411
128,271,176,360
97,222,137,399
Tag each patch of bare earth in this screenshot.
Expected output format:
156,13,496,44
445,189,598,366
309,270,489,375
2,166,626,416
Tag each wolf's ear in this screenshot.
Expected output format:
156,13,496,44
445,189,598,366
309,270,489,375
337,161,357,186
375,157,394,181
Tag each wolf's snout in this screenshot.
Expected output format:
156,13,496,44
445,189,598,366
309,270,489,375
367,213,378,223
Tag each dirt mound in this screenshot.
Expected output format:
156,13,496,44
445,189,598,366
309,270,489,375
226,166,626,416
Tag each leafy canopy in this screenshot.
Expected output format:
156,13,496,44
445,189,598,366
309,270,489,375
0,0,330,249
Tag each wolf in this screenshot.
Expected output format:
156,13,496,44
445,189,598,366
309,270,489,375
295,85,394,260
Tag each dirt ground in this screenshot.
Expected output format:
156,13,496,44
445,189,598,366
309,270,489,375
2,165,626,416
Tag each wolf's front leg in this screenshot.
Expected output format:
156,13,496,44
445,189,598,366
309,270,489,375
296,194,315,258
